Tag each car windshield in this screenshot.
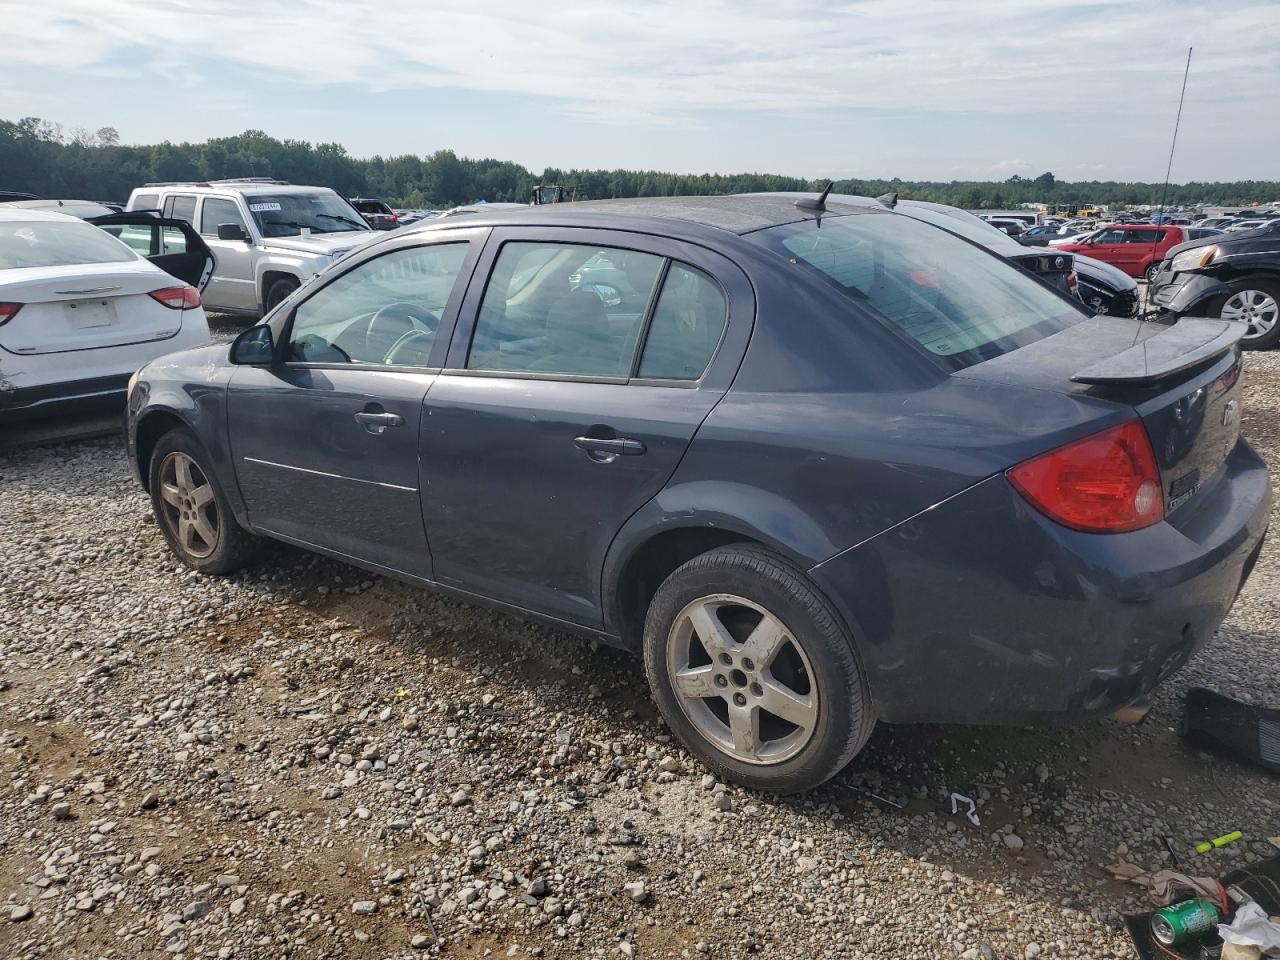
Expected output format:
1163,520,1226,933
245,192,370,237
0,219,135,269
751,212,1082,370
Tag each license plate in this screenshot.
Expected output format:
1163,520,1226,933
66,299,117,329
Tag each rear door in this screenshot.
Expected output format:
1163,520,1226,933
420,227,753,626
226,230,484,576
89,214,214,290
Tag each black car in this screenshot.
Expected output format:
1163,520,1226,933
349,197,400,230
124,194,1268,794
1149,219,1280,349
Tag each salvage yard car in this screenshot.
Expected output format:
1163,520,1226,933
1149,218,1280,349
1055,224,1191,282
126,179,375,316
0,208,211,418
125,194,1270,794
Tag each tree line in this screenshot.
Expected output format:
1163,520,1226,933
3,117,1277,210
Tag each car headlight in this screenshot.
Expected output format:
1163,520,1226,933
1170,245,1217,273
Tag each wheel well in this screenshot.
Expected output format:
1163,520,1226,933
260,270,299,308
613,528,755,649
134,411,188,491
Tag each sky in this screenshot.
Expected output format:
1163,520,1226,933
4,0,1279,182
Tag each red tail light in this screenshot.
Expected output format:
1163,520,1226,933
388,213,399,222
1066,270,1079,290
0,302,22,326
148,286,201,310
1007,419,1163,533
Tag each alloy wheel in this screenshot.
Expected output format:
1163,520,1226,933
1222,289,1279,341
665,594,818,765
157,452,219,559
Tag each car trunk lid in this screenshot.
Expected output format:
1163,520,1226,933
959,316,1245,518
0,262,183,355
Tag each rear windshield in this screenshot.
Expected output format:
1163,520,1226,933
0,219,135,269
751,213,1082,369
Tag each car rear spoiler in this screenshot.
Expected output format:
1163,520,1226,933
1070,318,1243,386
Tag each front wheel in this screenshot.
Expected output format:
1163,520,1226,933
643,545,874,794
1144,261,1163,284
264,277,300,314
149,429,262,575
1221,278,1280,350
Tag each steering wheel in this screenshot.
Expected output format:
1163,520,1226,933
383,328,436,365
362,302,438,362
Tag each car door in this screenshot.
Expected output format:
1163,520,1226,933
226,230,484,577
1083,227,1127,268
88,214,215,290
420,227,753,627
198,196,258,311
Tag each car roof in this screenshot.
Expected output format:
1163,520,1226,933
0,206,88,223
136,182,339,197
409,194,881,239
0,199,117,220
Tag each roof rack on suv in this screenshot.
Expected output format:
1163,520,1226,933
141,178,291,188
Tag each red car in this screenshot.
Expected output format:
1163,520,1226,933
1056,224,1189,282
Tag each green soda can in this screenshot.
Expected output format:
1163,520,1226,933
1150,898,1221,946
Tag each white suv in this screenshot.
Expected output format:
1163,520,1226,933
126,179,376,316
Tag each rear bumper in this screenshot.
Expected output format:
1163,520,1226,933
0,374,130,420
810,439,1271,725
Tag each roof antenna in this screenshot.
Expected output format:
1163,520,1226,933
876,191,898,209
795,181,834,213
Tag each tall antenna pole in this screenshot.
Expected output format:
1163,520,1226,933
1152,47,1193,268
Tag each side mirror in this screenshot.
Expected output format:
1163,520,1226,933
230,325,275,365
217,223,249,242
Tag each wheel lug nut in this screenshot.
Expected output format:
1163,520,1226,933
719,653,732,666
742,658,755,671
732,693,747,707
750,682,763,696
714,674,728,688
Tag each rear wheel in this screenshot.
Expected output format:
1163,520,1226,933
149,429,261,575
264,277,300,313
1221,278,1280,350
643,545,873,794
1144,261,1162,284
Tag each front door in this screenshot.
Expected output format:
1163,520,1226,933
227,235,481,577
198,197,258,311
421,228,751,626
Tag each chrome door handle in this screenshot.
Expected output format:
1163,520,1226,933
573,435,647,457
354,411,404,434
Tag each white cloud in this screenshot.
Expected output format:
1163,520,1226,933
5,0,1279,171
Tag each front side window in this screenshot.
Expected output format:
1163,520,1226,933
247,191,369,238
468,242,662,377
287,243,469,367
200,198,249,237
1093,229,1126,244
638,265,727,380
752,212,1081,370
0,219,135,269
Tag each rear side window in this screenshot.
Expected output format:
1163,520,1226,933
132,192,158,212
753,213,1081,370
0,220,135,269
638,265,727,380
163,195,196,223
1124,229,1165,243
200,198,248,237
468,242,663,377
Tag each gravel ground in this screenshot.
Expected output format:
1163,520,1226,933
2,347,1279,960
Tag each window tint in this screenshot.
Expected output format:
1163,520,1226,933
1124,229,1165,243
132,192,158,212
638,264,727,380
468,242,662,377
754,214,1080,370
201,198,248,237
287,243,469,367
164,195,196,223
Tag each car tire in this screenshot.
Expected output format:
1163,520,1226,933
264,277,300,313
148,428,261,575
642,544,874,794
1220,277,1280,350
1144,261,1162,284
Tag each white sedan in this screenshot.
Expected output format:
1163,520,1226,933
0,208,213,419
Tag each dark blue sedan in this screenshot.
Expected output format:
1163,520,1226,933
126,194,1270,794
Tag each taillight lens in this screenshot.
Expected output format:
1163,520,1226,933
388,213,399,222
1066,270,1079,291
1007,419,1163,533
0,302,22,326
148,286,201,310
